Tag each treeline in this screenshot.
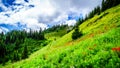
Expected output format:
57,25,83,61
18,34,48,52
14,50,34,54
85,0,120,20
0,24,73,65
101,0,120,12
72,0,120,40
0,29,47,65
44,24,72,33
4,29,45,45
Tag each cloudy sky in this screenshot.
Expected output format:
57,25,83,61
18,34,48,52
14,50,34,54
0,0,102,32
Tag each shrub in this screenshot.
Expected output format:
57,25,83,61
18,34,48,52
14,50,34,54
72,27,82,40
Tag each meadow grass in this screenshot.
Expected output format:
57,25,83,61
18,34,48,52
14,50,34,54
2,5,120,68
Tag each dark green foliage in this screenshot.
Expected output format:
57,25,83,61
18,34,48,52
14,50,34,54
88,5,101,19
13,51,20,62
0,41,6,63
75,18,84,27
72,27,82,40
101,0,120,12
27,28,45,40
83,0,120,22
102,0,106,11
72,18,83,40
72,0,120,31
22,45,28,59
0,29,48,64
96,6,101,15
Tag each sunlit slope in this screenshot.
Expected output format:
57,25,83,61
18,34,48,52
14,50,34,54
2,5,120,68
45,28,68,41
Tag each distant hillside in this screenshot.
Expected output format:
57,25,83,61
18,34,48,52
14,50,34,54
44,24,73,41
2,4,120,68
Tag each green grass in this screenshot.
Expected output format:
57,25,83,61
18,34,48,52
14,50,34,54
2,5,120,68
45,27,68,41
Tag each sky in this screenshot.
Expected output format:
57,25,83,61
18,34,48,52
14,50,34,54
0,0,102,33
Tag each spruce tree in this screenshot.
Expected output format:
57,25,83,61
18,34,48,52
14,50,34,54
72,26,82,40
22,45,28,59
13,51,19,62
96,6,101,15
102,0,105,11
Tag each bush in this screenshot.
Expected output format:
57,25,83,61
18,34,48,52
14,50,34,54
72,27,82,40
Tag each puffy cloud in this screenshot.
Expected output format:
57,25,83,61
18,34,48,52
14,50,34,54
0,0,102,32
65,20,76,26
23,18,47,31
50,0,102,16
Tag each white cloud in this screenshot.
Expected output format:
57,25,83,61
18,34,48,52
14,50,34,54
23,18,47,30
0,0,102,31
0,28,2,33
65,20,76,26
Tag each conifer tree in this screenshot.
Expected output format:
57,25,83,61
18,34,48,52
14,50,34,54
102,0,106,11
22,45,28,59
72,26,82,40
13,51,19,62
96,6,101,15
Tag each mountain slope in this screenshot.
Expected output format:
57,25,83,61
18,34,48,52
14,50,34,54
2,5,120,68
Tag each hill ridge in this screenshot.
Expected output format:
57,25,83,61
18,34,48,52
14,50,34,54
2,4,120,68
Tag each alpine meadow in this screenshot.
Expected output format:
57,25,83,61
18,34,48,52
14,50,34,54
0,0,120,68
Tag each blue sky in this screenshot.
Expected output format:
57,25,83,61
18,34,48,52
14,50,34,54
0,0,102,33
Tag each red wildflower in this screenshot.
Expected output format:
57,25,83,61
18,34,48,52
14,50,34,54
112,47,120,51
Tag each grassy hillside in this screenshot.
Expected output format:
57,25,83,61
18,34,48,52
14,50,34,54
2,5,120,68
45,27,69,41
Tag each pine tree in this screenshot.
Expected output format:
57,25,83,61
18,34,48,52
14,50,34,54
96,6,101,15
15,38,20,50
75,18,83,27
72,26,82,40
13,51,19,62
0,41,6,63
102,0,106,11
38,28,45,40
85,14,88,21
21,45,28,59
